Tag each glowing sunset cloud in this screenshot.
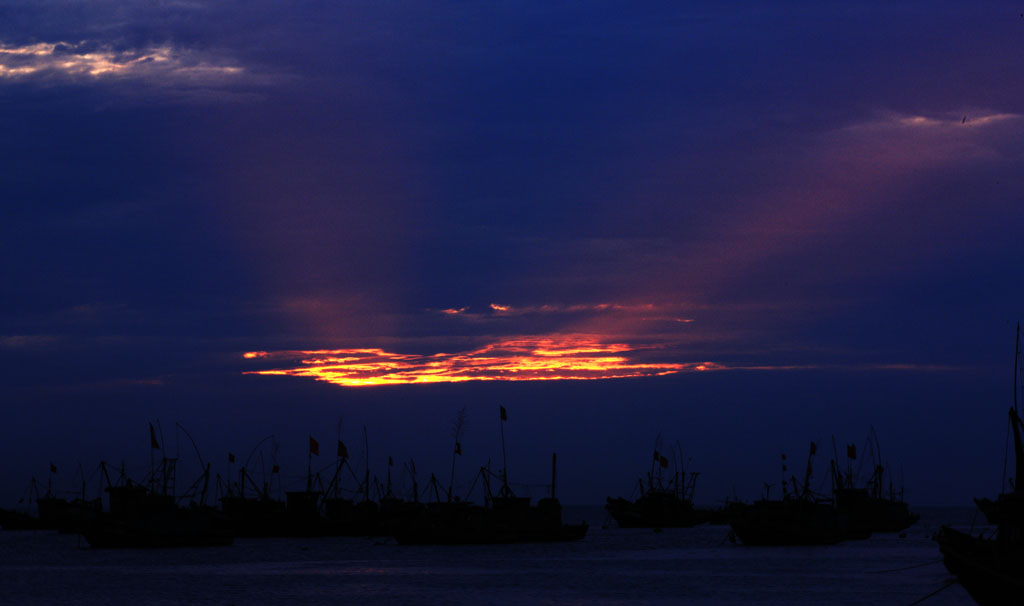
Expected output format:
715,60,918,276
243,334,718,387
0,40,244,82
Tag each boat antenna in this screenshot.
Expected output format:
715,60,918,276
448,406,467,502
1015,322,1021,415
499,405,510,497
363,426,370,502
175,423,206,471
244,435,276,470
551,452,557,499
802,441,817,498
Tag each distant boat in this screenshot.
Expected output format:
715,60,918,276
0,507,46,531
392,407,587,544
392,460,587,545
831,431,919,533
605,443,725,528
82,443,233,548
729,442,867,545
935,324,1024,602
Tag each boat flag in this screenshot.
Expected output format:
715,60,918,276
338,440,348,458
659,455,669,469
149,423,160,449
847,444,857,459
455,442,462,455
309,436,320,456
228,452,235,463
500,405,508,421
272,464,280,473
49,463,57,474
809,441,817,455
653,450,660,461
388,456,394,467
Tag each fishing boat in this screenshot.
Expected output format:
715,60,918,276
81,425,233,548
605,442,724,528
729,441,864,545
392,459,587,544
0,507,47,530
935,324,1024,603
219,464,288,537
83,461,232,548
831,431,919,533
392,406,587,545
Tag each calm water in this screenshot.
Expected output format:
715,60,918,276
0,507,979,605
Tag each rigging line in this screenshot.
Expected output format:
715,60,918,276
907,579,957,605
867,558,943,574
1002,415,1011,493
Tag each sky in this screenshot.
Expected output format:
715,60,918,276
1,1,1023,508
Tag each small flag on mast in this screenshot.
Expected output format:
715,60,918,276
653,450,660,462
149,423,160,449
309,436,320,456
337,440,348,458
388,456,394,467
809,442,817,455
228,452,235,463
455,442,462,455
49,463,57,474
659,456,669,469
271,464,280,474
847,444,857,460
499,406,507,421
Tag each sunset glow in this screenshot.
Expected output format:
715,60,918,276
243,334,717,387
0,40,244,81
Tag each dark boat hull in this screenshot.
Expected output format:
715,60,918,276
936,526,1024,605
0,508,47,531
82,509,234,549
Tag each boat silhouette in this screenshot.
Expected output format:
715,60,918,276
392,406,587,544
935,324,1024,603
831,431,919,534
605,441,726,528
729,441,866,545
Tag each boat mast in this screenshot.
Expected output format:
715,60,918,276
551,452,557,499
363,426,370,502
1011,324,1024,492
448,407,466,503
499,406,510,497
802,441,817,499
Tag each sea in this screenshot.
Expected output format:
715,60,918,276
0,507,978,605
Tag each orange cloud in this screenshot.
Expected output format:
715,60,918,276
243,334,717,387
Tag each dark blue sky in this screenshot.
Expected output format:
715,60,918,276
1,1,1022,506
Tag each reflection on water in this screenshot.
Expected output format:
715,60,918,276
0,507,972,605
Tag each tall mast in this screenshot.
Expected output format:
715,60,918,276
499,406,509,496
363,426,370,502
551,452,557,499
1013,324,1024,492
1015,322,1021,415
448,407,467,503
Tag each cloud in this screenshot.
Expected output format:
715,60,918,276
243,333,711,387
242,332,965,388
0,39,244,82
0,335,60,350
